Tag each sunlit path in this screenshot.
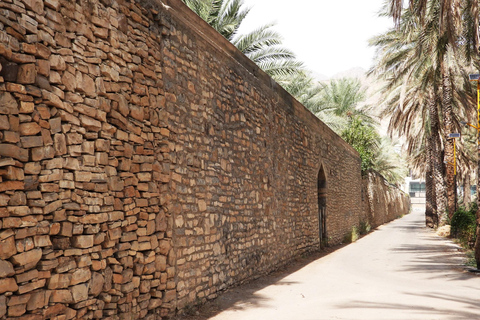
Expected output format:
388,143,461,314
178,208,480,320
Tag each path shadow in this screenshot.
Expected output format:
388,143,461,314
391,232,477,281
337,292,480,320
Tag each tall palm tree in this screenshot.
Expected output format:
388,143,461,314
425,134,438,226
183,0,303,78
386,0,480,227
373,136,408,185
281,74,364,133
388,0,478,52
317,78,376,128
281,73,406,183
370,7,448,224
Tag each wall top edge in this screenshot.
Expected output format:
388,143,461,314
136,0,359,159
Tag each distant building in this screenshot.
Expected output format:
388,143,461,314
403,177,477,207
402,177,425,205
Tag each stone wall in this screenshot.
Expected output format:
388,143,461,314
0,0,406,318
153,0,364,310
362,170,411,229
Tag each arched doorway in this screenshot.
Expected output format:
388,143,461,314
318,166,327,248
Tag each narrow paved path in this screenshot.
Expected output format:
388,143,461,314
179,208,480,320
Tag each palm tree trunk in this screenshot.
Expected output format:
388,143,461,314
476,150,480,269
441,64,456,222
425,135,437,228
463,173,471,207
428,92,447,224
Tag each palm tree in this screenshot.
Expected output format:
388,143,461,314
183,0,303,78
372,137,408,186
315,78,406,182
385,0,480,223
277,72,352,134
388,0,478,53
318,78,374,125
281,73,406,183
369,7,448,225
183,0,247,39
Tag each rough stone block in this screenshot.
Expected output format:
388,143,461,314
74,171,91,182
71,235,94,249
0,115,9,130
0,295,5,317
89,272,104,296
48,273,72,289
71,283,88,303
148,298,162,310
23,0,44,14
0,194,9,206
4,166,25,180
0,59,18,83
0,260,14,278
198,200,207,211
26,291,47,311
79,114,101,132
31,146,54,161
43,303,66,319
0,277,18,294
19,122,42,136
0,144,28,162
49,290,73,303
19,101,35,114
8,206,31,216
17,279,47,295
43,200,62,214
155,256,167,272
52,238,70,250
81,141,94,155
36,59,50,77
34,235,52,247
108,176,124,191
53,133,67,155
0,236,17,259
49,117,62,134
70,268,91,286
21,136,43,148
49,55,65,71
137,172,152,182
4,217,21,228
15,270,38,284
8,303,26,317
41,90,64,110
25,162,41,175
11,248,42,268
17,64,36,84
163,290,176,303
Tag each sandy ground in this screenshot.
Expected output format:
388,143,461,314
174,207,480,320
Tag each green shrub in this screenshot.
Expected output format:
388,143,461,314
359,221,371,235
343,226,360,244
451,204,477,249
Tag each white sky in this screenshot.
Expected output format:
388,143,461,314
238,0,394,77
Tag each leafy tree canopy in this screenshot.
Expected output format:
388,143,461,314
341,117,380,172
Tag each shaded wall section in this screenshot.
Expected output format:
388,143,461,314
362,170,411,229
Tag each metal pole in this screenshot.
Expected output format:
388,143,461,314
454,139,457,213
475,80,480,269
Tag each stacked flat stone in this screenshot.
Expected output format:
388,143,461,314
0,0,174,318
